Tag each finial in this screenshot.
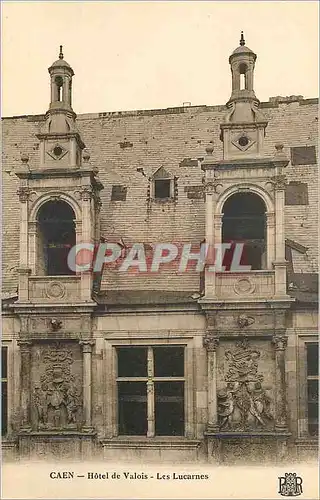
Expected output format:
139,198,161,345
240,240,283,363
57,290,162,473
240,31,245,46
59,45,64,59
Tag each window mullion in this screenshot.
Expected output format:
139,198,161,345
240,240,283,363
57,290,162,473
147,347,155,437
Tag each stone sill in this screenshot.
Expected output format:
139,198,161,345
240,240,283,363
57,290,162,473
100,437,201,450
295,438,318,447
18,430,96,437
1,439,18,448
205,431,291,439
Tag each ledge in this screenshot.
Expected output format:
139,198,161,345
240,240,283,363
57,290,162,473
100,437,201,450
204,431,291,439
18,430,96,437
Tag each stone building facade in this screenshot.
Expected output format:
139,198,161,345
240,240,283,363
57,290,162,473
2,36,318,464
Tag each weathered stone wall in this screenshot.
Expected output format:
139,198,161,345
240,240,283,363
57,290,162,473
2,98,318,293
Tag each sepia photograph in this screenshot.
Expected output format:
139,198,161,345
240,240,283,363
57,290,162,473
1,1,319,499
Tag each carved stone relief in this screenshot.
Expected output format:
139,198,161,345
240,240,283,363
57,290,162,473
33,343,82,430
45,281,66,299
218,339,274,431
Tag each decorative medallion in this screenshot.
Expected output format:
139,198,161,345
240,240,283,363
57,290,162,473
231,132,256,152
45,281,66,299
47,144,68,161
234,278,255,295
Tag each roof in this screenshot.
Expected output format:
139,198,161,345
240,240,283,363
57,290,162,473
232,45,255,55
95,290,200,307
288,273,318,304
50,58,72,69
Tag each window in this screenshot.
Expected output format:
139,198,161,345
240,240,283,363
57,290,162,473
117,346,185,436
111,185,127,201
55,76,63,102
306,343,318,436
151,166,174,201
155,179,171,199
222,193,266,270
291,146,317,166
1,347,8,436
37,200,76,276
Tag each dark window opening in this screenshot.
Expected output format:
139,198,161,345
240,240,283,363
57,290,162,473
37,200,76,276
1,347,8,436
117,346,185,437
155,382,184,436
307,343,319,436
239,63,248,90
111,185,127,201
222,193,266,270
53,146,63,157
154,346,184,377
55,76,63,102
117,348,147,377
118,381,147,436
238,136,249,147
155,179,171,199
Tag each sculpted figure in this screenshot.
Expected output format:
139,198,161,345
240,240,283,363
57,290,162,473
218,384,237,429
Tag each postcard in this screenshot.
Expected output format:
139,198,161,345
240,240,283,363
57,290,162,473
1,1,319,499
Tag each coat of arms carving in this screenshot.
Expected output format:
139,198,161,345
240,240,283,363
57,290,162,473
218,339,273,431
33,343,82,430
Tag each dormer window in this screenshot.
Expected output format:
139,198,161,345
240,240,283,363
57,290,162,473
155,179,171,199
151,166,174,201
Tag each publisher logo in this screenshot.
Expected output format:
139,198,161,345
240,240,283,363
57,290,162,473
278,473,303,496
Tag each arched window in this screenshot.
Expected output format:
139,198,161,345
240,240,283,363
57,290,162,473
239,63,247,90
222,192,266,270
37,200,76,276
55,76,63,102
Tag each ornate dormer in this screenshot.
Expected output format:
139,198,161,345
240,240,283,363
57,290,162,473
15,47,103,305
201,34,291,304
221,32,268,160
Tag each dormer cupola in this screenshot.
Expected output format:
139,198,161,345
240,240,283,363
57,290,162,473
220,32,268,160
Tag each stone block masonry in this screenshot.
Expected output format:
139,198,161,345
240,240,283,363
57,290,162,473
2,99,318,293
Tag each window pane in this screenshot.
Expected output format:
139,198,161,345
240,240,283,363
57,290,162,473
117,348,147,377
1,382,7,436
307,344,319,376
118,382,147,435
154,347,184,377
155,382,184,436
307,380,318,436
1,347,7,379
155,179,170,199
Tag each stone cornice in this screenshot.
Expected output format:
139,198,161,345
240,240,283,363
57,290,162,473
201,156,289,171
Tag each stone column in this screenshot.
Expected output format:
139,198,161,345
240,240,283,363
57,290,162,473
80,340,95,431
203,332,219,431
147,347,155,437
204,179,215,298
80,187,93,301
17,187,31,301
266,212,275,270
17,340,32,431
272,334,288,431
273,174,287,297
